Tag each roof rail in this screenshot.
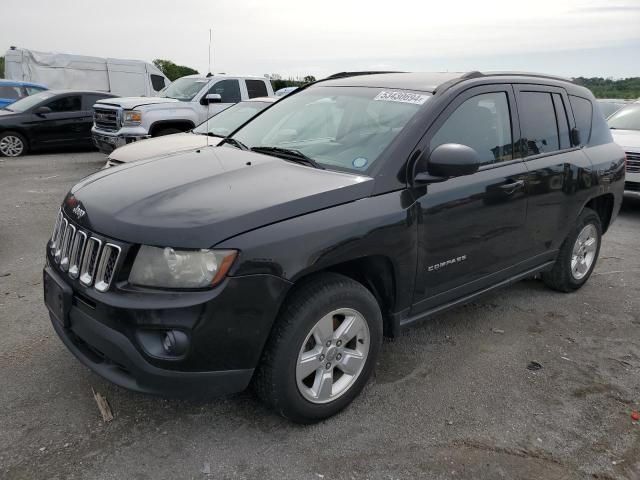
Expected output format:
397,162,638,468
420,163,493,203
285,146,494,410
324,71,404,80
434,70,575,96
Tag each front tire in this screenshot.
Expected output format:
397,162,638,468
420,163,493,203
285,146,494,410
254,273,383,423
542,207,602,292
0,131,28,157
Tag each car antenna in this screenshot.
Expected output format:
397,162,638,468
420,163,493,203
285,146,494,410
206,28,212,147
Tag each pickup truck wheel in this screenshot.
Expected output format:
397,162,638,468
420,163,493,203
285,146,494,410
542,208,602,292
0,131,28,157
154,128,182,137
254,273,382,423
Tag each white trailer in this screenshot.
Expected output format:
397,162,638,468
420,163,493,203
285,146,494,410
4,47,171,97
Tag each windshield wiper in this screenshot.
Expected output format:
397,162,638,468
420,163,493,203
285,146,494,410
250,146,325,169
206,132,224,138
221,137,249,150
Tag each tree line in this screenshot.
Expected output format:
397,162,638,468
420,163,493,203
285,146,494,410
0,55,638,99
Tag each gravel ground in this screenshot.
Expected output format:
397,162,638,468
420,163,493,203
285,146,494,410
0,151,639,480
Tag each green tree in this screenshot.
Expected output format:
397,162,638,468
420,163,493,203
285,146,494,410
152,59,199,82
0,56,4,78
303,75,316,83
574,77,640,99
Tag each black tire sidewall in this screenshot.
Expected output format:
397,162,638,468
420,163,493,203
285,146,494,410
272,279,382,422
0,131,27,157
562,210,602,289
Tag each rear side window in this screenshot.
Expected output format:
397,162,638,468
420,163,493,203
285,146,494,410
569,95,593,145
83,94,113,110
46,95,82,112
246,80,268,99
209,80,241,103
552,94,571,150
0,85,22,100
430,92,514,166
519,92,560,156
150,74,166,92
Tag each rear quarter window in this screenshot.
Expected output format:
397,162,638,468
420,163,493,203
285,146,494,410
246,80,269,99
569,95,593,145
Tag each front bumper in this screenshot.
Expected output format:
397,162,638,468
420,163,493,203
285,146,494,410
92,126,150,154
45,260,291,397
624,171,640,197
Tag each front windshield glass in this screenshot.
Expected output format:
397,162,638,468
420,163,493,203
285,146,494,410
193,101,271,137
4,91,56,112
158,77,208,101
608,104,640,131
230,86,430,173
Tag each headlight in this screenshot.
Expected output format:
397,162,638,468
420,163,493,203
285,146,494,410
129,246,237,289
123,110,142,125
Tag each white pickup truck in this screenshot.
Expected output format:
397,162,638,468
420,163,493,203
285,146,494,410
91,74,274,153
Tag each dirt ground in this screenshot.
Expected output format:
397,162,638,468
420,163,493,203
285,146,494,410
0,151,639,480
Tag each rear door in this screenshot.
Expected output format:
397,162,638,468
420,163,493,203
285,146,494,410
513,85,593,258
411,84,530,314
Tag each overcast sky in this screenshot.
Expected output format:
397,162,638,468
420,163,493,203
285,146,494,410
2,0,639,79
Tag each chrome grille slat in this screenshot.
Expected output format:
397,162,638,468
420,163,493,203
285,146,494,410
54,219,68,263
80,237,103,286
50,210,63,252
59,224,76,271
94,107,120,132
94,244,121,292
68,230,87,278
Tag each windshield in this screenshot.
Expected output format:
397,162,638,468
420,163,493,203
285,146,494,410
608,104,640,131
230,86,429,173
4,91,56,112
158,77,208,101
598,102,626,119
193,101,272,137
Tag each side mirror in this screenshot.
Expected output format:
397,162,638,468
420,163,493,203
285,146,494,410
204,93,222,104
414,143,481,184
570,127,581,146
34,106,52,116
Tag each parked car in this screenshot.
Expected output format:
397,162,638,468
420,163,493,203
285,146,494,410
5,47,169,97
44,72,624,423
275,86,298,97
0,79,48,109
0,90,116,157
91,74,275,154
103,97,277,168
608,103,640,195
597,98,632,119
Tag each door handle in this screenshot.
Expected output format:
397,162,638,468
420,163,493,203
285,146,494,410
499,179,525,194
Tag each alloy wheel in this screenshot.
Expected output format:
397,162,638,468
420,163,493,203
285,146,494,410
0,135,25,157
571,224,598,280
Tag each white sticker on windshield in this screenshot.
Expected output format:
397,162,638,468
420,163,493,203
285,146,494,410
374,91,429,105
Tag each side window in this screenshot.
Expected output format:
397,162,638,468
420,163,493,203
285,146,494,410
150,74,165,92
0,85,22,100
519,92,559,156
431,92,513,166
46,95,82,113
25,86,46,96
552,93,571,149
208,80,241,103
569,95,593,145
246,80,269,99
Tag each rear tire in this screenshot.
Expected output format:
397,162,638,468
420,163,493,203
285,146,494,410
542,208,602,292
253,273,382,423
0,131,28,157
154,128,182,137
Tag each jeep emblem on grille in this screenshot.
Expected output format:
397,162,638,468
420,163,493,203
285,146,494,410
72,205,86,219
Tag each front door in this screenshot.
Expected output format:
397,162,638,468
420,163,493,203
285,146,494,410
410,85,530,314
31,94,86,147
199,79,242,123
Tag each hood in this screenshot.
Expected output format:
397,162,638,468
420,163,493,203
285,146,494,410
611,129,640,151
0,108,19,117
97,96,180,109
65,147,374,248
109,133,222,163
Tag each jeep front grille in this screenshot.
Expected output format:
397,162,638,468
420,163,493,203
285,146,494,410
49,210,122,292
94,107,120,132
626,152,640,173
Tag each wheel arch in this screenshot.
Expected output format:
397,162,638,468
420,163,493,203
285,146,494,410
582,193,615,233
149,120,195,137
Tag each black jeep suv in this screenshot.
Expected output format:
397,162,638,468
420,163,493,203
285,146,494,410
44,72,625,423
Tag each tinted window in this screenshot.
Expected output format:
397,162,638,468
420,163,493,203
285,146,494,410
0,85,22,100
569,95,593,144
150,74,165,92
519,92,559,156
431,92,513,166
552,94,571,149
246,80,269,99
209,80,241,103
46,96,82,112
83,94,113,110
